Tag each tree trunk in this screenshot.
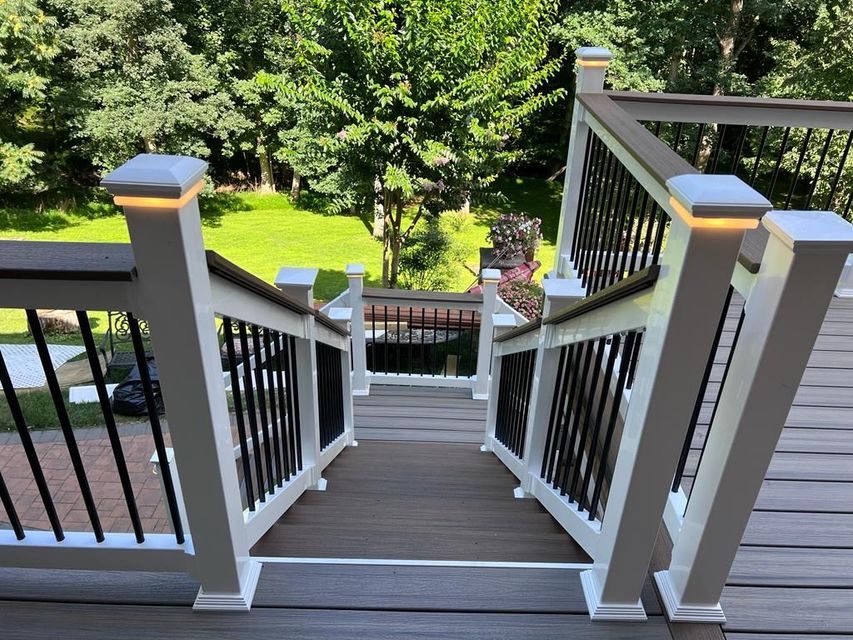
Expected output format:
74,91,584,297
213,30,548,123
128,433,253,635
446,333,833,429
667,49,683,87
290,169,301,200
387,198,405,288
142,137,157,153
258,140,275,193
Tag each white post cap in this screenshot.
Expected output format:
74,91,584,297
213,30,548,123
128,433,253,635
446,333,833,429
275,267,319,289
102,154,208,198
481,268,501,283
543,278,585,300
666,174,771,219
763,210,853,254
345,263,365,277
575,47,613,63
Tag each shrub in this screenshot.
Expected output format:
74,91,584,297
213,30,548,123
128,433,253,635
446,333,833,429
398,222,466,291
499,279,544,320
487,213,542,258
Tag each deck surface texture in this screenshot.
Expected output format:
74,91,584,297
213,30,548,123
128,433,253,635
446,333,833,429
252,437,591,562
681,296,853,638
0,564,673,639
353,384,487,443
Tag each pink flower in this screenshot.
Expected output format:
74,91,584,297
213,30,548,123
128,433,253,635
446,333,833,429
336,129,348,140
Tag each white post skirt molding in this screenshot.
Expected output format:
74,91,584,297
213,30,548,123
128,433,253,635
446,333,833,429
581,173,769,621
554,46,612,278
655,210,853,623
102,154,261,611
836,253,853,297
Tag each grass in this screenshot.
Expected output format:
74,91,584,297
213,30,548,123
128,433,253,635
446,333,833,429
0,176,561,429
0,386,141,430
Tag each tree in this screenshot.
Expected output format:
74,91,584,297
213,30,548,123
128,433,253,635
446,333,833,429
55,0,248,172
0,0,58,193
279,0,564,287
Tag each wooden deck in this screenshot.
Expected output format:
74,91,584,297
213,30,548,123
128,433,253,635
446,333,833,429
682,296,853,638
252,439,591,562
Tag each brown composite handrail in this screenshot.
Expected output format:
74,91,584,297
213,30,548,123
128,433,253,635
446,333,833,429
362,287,484,305
544,265,660,327
606,90,853,120
494,266,661,344
577,93,699,186
205,251,348,337
0,240,136,281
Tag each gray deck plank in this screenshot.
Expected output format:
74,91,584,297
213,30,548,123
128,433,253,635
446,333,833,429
683,450,853,482
681,478,853,513
0,602,672,640
691,426,853,455
254,564,662,614
721,586,853,634
729,547,853,587
252,441,591,562
741,512,853,548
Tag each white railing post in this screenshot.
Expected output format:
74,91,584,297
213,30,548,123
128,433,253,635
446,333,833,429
580,174,770,621
473,269,501,400
554,47,612,279
346,263,369,395
101,154,260,610
655,211,853,623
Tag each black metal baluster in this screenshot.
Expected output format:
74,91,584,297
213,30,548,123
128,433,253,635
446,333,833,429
558,341,595,495
581,145,615,284
748,126,770,187
575,136,605,275
687,307,747,507
432,309,438,375
455,310,464,378
289,336,304,470
540,345,568,478
767,127,792,203
784,128,814,209
691,123,706,167
395,306,401,375
263,328,283,485
224,320,255,507
589,163,625,293
626,331,643,390
549,344,581,485
0,351,63,540
588,332,632,520
27,309,104,542
238,322,266,502
420,308,426,374
650,205,668,266
568,337,607,502
805,129,834,209
408,307,413,375
383,305,388,374
504,352,519,449
272,332,291,482
639,200,660,271
444,309,452,376
0,471,23,540
577,335,620,513
251,326,275,495
78,311,144,541
708,124,727,173
628,183,652,275
510,352,524,455
467,311,476,377
673,286,734,492
670,121,684,154
571,133,596,262
370,305,376,373
126,313,183,543
593,164,627,293
617,175,643,280
280,335,299,472
825,130,853,210
730,125,748,176
605,168,635,289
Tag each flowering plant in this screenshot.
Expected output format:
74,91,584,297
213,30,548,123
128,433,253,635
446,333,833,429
498,279,544,320
487,213,542,258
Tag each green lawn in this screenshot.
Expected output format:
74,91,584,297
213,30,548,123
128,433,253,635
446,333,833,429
0,177,562,338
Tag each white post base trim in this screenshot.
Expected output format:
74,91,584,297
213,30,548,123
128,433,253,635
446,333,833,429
350,440,359,447
654,570,727,623
472,392,489,400
309,477,328,491
479,443,490,452
580,569,647,621
352,388,370,396
513,486,533,499
193,560,262,611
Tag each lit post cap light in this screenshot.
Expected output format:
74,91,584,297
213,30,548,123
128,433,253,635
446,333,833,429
665,174,772,230
101,154,208,209
481,268,501,284
575,47,613,67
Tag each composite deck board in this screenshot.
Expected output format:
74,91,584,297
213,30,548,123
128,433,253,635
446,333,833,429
683,450,853,482
682,477,853,513
252,440,590,562
691,425,853,454
740,511,853,548
729,547,853,587
721,586,853,634
353,386,487,443
0,602,672,640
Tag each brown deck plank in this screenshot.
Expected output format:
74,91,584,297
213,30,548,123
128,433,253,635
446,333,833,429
721,587,853,634
0,602,673,640
729,547,853,587
252,440,591,562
